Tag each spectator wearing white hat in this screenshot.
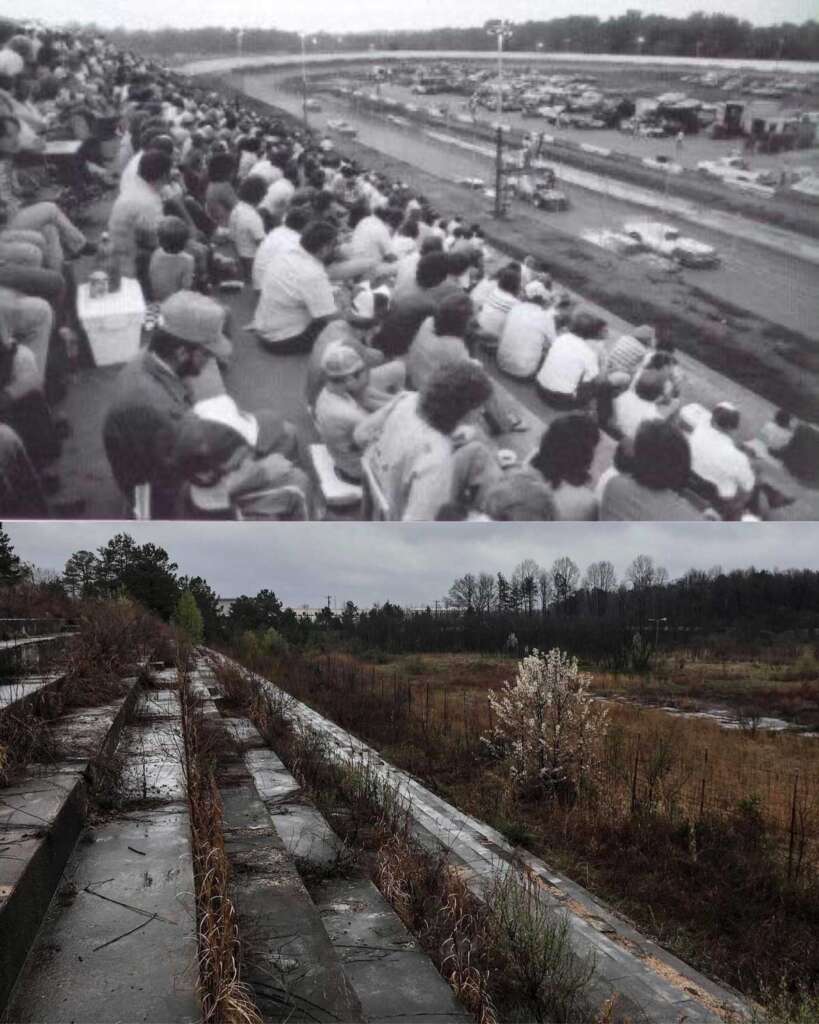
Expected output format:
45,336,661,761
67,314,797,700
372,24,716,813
496,279,556,380
173,393,309,519
305,319,405,413
689,402,755,516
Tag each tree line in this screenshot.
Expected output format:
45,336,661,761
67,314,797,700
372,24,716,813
72,13,819,62
2,527,818,667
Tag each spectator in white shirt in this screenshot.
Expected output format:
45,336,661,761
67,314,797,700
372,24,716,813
250,147,284,185
476,265,521,350
251,206,310,292
251,220,339,353
536,310,604,409
393,219,419,259
259,175,296,226
496,280,556,380
612,369,679,440
349,206,403,267
689,402,756,516
228,175,267,282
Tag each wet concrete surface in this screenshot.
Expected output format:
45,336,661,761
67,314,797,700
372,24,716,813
196,661,469,1023
6,805,199,1024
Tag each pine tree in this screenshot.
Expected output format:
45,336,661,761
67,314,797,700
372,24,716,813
0,524,26,586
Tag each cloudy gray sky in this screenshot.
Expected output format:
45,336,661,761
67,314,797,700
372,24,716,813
6,522,819,609
17,0,815,34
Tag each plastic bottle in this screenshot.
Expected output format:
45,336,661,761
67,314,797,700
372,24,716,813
96,231,121,293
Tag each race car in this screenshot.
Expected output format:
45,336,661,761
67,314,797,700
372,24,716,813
326,119,358,138
623,220,720,268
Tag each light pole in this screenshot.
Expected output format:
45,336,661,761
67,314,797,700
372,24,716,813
300,34,316,128
486,20,514,219
487,19,513,121
235,28,244,60
636,35,645,56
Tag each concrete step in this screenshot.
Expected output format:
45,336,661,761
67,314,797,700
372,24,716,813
0,679,140,1014
195,661,472,1024
210,650,752,1024
189,668,365,1023
3,675,200,1024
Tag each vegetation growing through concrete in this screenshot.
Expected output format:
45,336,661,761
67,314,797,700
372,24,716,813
219,647,818,1020
178,653,262,1024
213,656,603,1024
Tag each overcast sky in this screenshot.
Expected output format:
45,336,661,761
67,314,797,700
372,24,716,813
14,0,815,34
6,522,819,608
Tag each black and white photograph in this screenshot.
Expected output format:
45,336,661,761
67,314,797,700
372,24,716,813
0,1,815,520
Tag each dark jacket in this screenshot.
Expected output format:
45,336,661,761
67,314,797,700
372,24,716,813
103,349,190,517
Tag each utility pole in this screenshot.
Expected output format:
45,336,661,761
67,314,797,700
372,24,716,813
486,20,513,220
300,33,309,127
494,125,504,218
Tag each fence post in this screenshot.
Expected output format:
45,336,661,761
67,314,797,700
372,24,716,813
699,748,709,820
787,773,799,884
630,738,640,814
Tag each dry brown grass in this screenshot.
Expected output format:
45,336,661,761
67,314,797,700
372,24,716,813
232,648,819,1011
178,666,262,1024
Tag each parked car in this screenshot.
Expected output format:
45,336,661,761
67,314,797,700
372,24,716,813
623,220,720,267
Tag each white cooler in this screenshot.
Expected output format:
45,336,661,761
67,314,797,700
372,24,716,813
77,277,146,366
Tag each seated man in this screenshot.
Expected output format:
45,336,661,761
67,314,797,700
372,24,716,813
305,319,404,412
315,341,377,483
496,280,555,380
0,114,94,272
689,402,755,517
251,220,339,353
108,149,172,289
536,310,602,410
173,395,309,520
103,291,233,518
612,369,679,441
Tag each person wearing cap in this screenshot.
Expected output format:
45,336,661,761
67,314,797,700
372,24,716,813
689,402,756,517
496,279,556,380
305,319,405,412
102,291,233,517
173,394,309,520
252,220,339,353
314,341,376,482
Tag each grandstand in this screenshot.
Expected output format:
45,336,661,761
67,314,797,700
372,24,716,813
0,19,816,521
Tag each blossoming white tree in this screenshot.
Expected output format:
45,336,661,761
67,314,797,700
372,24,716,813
486,648,608,802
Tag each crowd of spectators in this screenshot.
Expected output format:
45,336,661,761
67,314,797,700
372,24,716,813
0,19,816,521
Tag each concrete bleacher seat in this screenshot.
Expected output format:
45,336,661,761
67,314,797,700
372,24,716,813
309,444,363,508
